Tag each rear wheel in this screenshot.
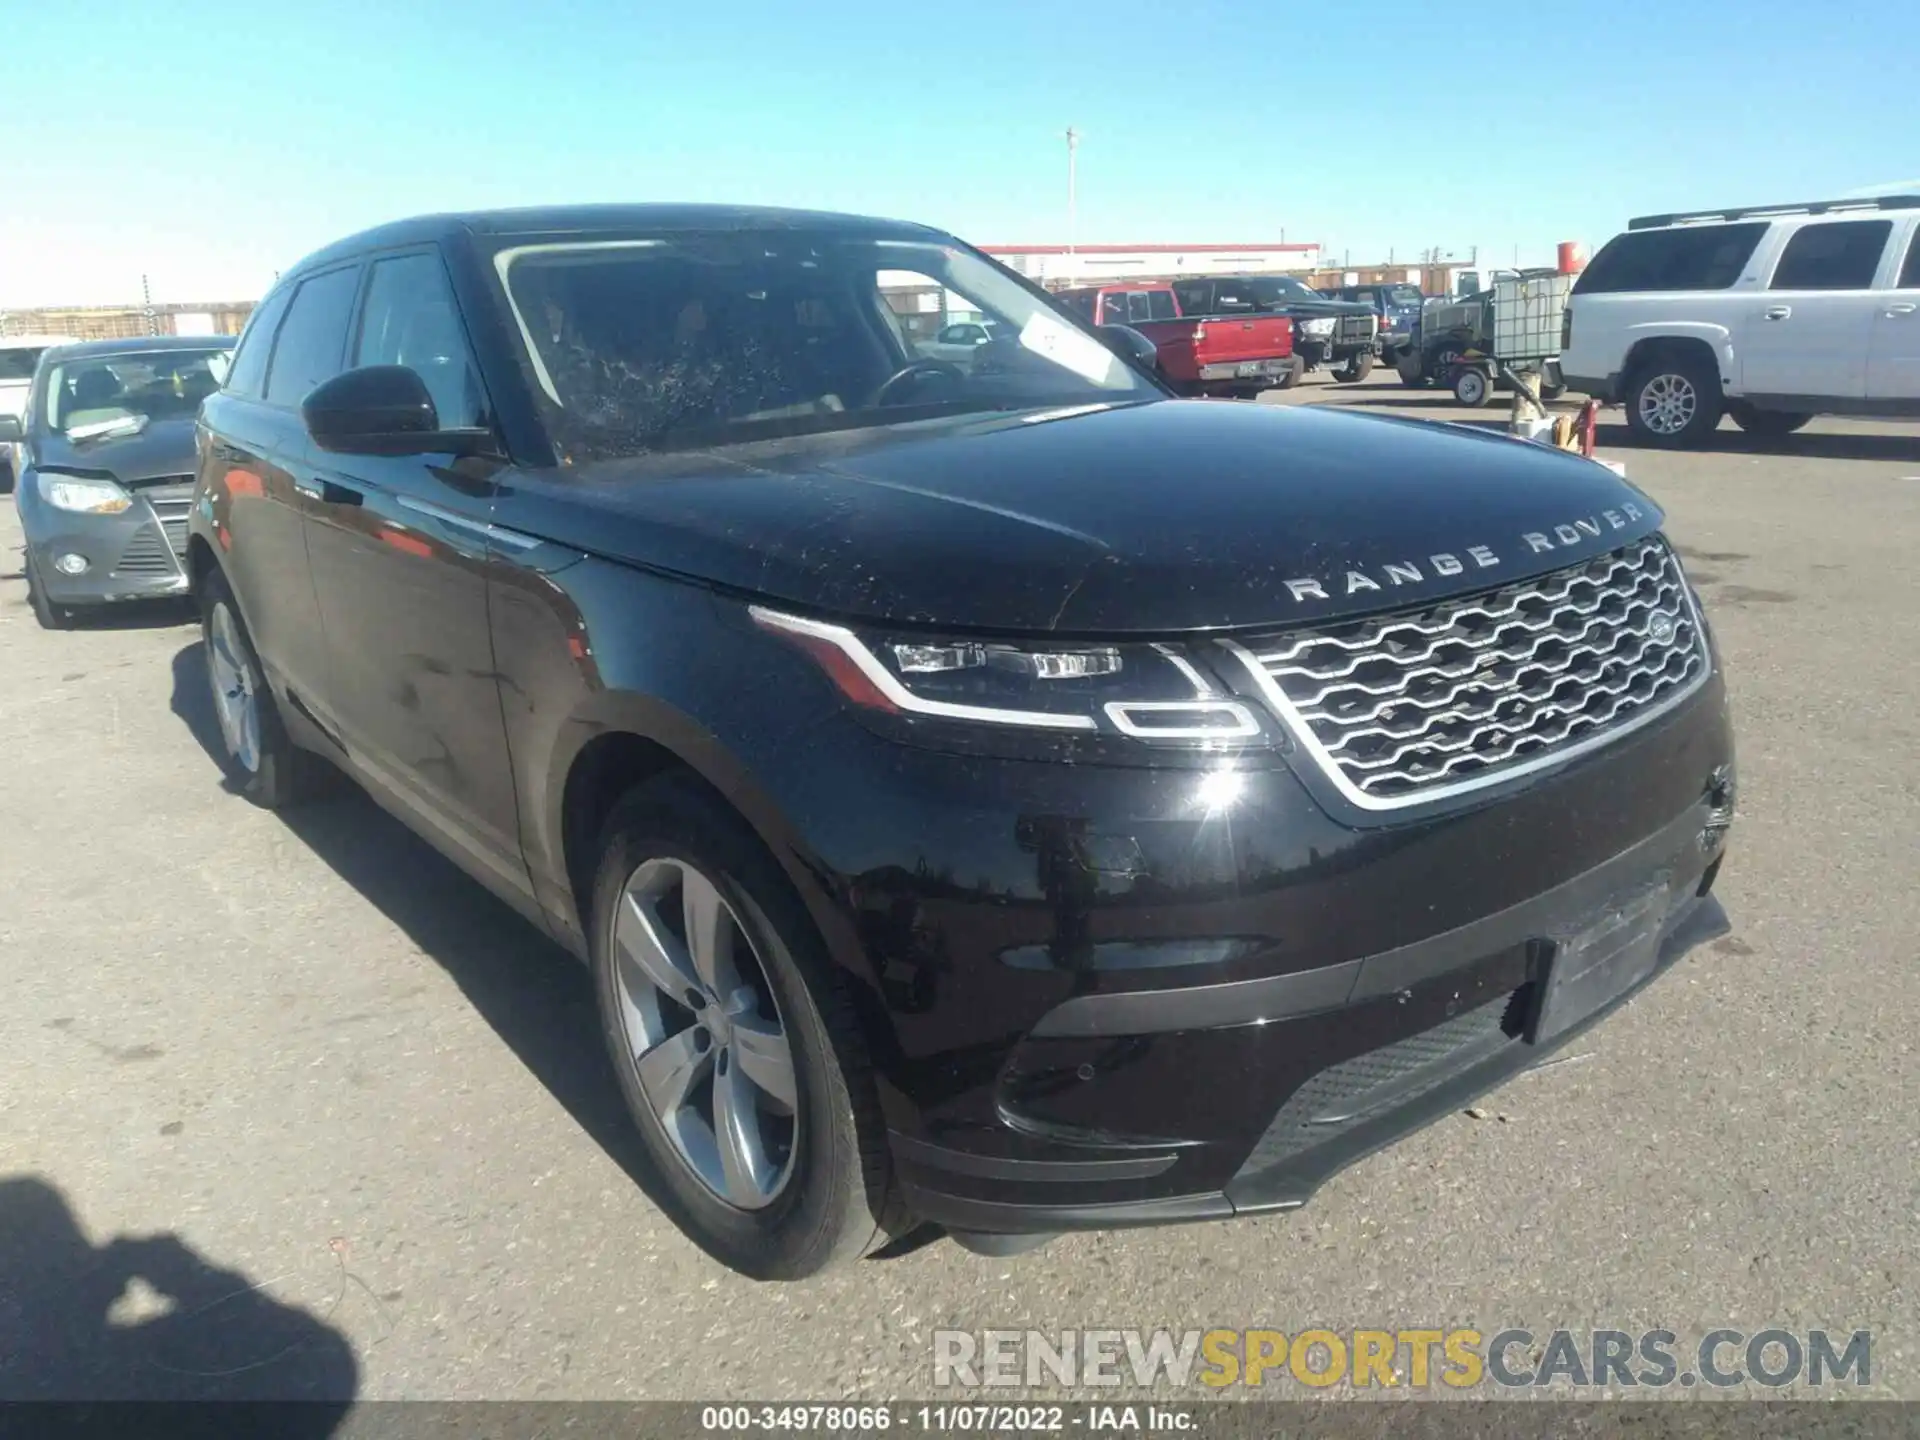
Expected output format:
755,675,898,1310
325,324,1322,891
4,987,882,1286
1333,351,1374,383
200,568,323,807
1396,352,1428,388
590,774,905,1279
1729,403,1813,438
1271,358,1304,390
24,553,71,631
1625,351,1723,448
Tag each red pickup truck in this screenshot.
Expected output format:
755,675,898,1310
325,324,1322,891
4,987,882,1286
1055,283,1301,397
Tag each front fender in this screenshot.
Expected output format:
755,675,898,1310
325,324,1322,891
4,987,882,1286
490,556,868,978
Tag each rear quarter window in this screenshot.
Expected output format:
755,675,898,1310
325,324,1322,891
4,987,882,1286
1574,222,1768,294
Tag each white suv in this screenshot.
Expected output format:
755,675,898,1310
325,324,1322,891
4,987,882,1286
1560,196,1920,446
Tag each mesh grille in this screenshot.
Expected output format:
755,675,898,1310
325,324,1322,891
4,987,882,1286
1245,538,1707,803
113,527,180,577
133,479,194,560
1241,991,1517,1172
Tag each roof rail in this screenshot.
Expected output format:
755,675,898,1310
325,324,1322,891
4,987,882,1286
1629,195,1920,230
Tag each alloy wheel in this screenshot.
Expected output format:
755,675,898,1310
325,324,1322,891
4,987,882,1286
611,857,798,1210
207,603,261,775
1637,373,1698,435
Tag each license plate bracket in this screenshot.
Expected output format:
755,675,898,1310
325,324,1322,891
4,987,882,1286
1529,880,1671,1044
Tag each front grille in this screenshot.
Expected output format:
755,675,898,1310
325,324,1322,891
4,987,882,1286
1240,990,1519,1172
114,527,182,578
1239,539,1709,805
135,478,194,558
1338,314,1376,341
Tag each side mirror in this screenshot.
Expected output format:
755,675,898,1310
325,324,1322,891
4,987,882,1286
1097,324,1160,371
302,365,488,457
0,415,22,444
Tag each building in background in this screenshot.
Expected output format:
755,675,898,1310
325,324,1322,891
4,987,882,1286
0,300,256,343
983,242,1320,287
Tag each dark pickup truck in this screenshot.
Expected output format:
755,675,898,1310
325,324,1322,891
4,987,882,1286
1172,274,1379,382
1322,282,1426,364
1056,283,1300,397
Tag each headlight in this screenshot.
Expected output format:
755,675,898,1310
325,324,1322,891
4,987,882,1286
38,470,132,514
1301,317,1336,337
751,607,1270,748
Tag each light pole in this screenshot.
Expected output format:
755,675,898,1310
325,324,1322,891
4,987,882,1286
1064,126,1080,280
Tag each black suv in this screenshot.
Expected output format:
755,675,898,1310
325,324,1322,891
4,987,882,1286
1322,282,1427,363
190,205,1734,1279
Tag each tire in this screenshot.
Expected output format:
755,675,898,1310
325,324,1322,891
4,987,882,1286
199,567,321,808
1729,403,1813,438
24,553,71,631
1453,366,1492,407
1396,353,1428,388
1272,358,1303,390
589,773,906,1279
1624,350,1723,448
1540,380,1568,401
1334,352,1374,384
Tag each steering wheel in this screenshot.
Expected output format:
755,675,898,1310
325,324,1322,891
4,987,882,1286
871,357,967,407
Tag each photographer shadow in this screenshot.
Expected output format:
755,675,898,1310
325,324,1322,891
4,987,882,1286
0,1174,356,1423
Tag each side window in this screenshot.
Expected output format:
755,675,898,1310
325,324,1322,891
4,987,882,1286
1895,227,1920,289
355,252,489,429
1146,290,1176,321
263,267,362,407
1770,221,1894,290
1575,222,1768,294
1171,281,1207,314
223,286,292,400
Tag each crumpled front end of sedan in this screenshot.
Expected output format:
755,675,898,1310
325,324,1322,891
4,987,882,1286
20,466,196,608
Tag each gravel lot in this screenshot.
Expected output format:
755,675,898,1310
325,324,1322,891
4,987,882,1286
3,375,1917,1403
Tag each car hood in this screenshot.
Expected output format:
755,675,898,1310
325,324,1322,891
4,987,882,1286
497,400,1665,634
1274,298,1377,320
31,416,200,486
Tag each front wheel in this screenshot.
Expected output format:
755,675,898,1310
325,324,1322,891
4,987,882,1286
1729,403,1813,438
590,774,906,1279
24,553,71,630
1334,352,1374,384
1625,353,1723,448
199,568,323,807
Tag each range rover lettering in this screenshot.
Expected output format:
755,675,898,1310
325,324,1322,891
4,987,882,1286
188,206,1735,1279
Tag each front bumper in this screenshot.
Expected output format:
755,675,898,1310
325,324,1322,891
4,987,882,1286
22,487,192,606
1562,371,1619,403
774,665,1736,1238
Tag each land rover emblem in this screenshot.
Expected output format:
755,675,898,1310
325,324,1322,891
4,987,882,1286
1649,611,1678,644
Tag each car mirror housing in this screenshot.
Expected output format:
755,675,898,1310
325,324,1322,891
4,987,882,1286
1097,324,1160,370
0,415,23,443
302,365,490,458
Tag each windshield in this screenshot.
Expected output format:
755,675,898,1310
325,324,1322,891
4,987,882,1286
1384,284,1424,305
42,346,230,437
492,231,1161,459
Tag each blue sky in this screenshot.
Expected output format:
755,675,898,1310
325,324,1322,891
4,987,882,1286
3,0,1914,307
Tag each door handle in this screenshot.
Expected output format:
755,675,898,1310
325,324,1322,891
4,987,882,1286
1763,306,1792,321
293,478,323,500
1887,302,1918,317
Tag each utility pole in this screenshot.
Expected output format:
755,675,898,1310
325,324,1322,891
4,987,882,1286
1064,126,1080,280
141,273,156,336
